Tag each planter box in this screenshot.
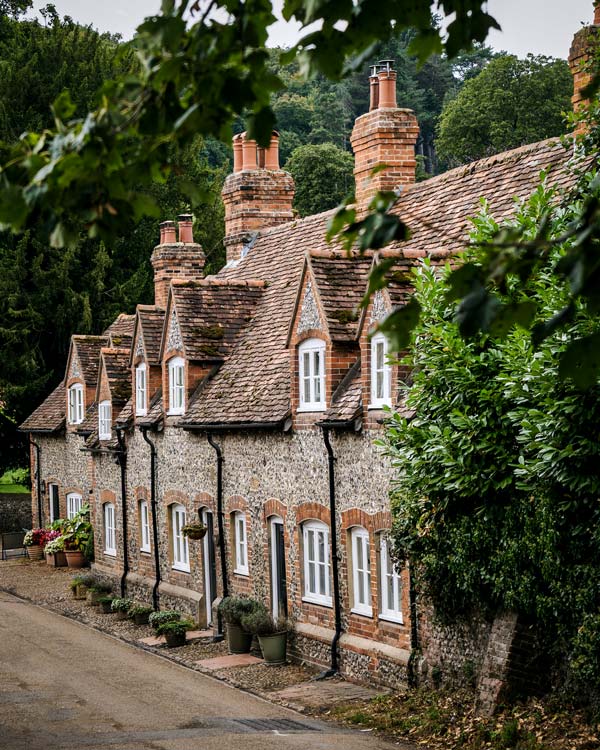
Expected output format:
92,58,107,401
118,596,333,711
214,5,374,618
65,550,86,568
46,552,67,567
164,630,186,648
26,545,44,561
72,584,88,600
133,611,151,626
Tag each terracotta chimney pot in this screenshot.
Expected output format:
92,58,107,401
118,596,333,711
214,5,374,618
233,134,243,172
159,221,167,244
178,214,193,243
378,69,397,109
242,136,258,170
264,132,280,170
369,71,380,111
162,220,176,244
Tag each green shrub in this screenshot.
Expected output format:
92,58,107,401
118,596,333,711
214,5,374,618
98,596,114,604
155,619,194,636
148,610,181,629
241,610,288,635
218,596,266,625
129,604,153,617
111,597,133,613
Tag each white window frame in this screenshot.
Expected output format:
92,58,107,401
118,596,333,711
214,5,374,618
135,363,147,416
103,503,116,556
380,536,403,623
302,520,332,606
298,338,326,412
68,383,84,424
66,492,83,519
171,503,190,572
350,527,372,617
140,500,151,553
370,332,392,408
98,400,112,440
233,511,249,575
48,483,59,523
168,357,185,415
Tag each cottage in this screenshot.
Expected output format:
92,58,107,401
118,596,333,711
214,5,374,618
20,12,595,691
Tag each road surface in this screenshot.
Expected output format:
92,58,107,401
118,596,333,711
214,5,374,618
0,591,397,750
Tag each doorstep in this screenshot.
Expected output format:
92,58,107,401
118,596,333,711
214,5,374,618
138,629,212,646
196,653,263,670
272,680,385,712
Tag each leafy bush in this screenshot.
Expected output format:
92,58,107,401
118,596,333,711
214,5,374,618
129,604,153,617
155,619,194,636
148,610,181,629
70,573,95,590
218,596,266,625
241,610,288,635
44,535,65,554
111,597,133,613
98,596,114,604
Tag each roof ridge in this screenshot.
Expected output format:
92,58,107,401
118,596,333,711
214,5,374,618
172,278,266,289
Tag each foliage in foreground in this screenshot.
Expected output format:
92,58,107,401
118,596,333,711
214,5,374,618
385,174,600,694
335,689,599,750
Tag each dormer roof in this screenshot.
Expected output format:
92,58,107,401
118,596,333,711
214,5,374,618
132,305,165,366
104,314,135,350
96,347,132,406
65,335,107,385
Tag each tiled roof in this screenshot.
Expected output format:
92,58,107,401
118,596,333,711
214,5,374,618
137,389,163,428
104,314,135,350
100,348,132,405
136,306,165,365
18,383,65,433
183,138,575,427
116,398,134,428
309,253,372,341
320,360,362,425
167,280,265,362
78,402,98,436
70,335,107,385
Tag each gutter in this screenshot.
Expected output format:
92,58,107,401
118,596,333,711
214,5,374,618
141,427,161,611
29,436,43,528
319,426,343,677
206,432,227,641
183,418,290,432
115,427,129,599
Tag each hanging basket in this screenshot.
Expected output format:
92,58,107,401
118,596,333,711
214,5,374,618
182,523,207,540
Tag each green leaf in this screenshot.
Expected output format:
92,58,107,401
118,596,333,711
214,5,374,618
376,299,422,352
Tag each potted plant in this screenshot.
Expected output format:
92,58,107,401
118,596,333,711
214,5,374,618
69,573,95,599
98,595,115,614
23,528,47,560
129,604,153,625
155,619,194,648
111,598,133,620
181,522,207,540
148,610,181,631
241,611,289,665
44,534,67,567
62,505,93,568
218,596,266,654
86,582,112,605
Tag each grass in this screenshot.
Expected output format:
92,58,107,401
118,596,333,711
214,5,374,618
0,483,29,494
0,468,30,493
334,688,600,750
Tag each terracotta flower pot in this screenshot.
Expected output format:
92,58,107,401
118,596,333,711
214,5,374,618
65,550,86,568
27,545,44,561
46,552,67,567
227,623,253,654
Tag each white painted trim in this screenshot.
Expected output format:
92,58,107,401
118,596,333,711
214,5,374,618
68,383,84,424
302,520,332,606
270,516,284,619
233,511,249,575
66,492,83,519
370,332,392,409
379,536,403,624
171,503,190,572
98,400,112,440
350,527,373,618
167,357,185,416
298,338,326,411
103,503,116,556
135,363,147,416
139,500,151,552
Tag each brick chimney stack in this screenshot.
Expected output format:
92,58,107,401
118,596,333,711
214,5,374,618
221,131,295,264
569,1,600,133
150,215,205,309
350,60,420,207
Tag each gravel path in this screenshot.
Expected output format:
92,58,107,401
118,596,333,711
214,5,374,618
0,559,318,697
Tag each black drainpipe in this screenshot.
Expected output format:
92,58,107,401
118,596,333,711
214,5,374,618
206,432,227,641
29,436,43,528
407,566,420,688
115,427,129,599
141,427,161,611
320,426,343,677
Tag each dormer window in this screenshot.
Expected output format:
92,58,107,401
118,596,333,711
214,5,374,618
298,338,326,412
98,400,112,440
370,332,391,408
168,357,185,415
135,363,147,416
68,384,84,424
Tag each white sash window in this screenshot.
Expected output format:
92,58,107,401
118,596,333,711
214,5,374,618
233,511,249,575
302,521,332,606
350,527,372,617
103,503,116,556
298,339,326,411
135,363,147,416
171,504,189,572
370,333,391,407
140,500,151,552
379,536,403,623
168,357,185,415
68,384,84,424
98,400,112,440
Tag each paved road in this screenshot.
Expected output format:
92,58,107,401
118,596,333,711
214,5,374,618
0,591,396,750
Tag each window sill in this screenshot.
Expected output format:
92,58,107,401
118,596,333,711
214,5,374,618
351,607,373,618
367,403,392,411
99,436,112,441
135,411,148,418
234,568,249,577
140,548,151,555
302,595,333,608
297,405,326,414
104,550,117,558
166,411,185,417
379,613,404,625
172,564,190,574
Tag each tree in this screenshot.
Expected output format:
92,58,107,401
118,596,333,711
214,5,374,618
286,143,354,217
436,55,572,168
0,0,31,18
385,176,600,693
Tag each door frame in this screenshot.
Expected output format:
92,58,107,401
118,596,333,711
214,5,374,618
269,515,286,620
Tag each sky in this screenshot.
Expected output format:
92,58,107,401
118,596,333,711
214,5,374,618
29,0,594,61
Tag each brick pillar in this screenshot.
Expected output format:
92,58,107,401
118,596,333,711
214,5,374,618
221,131,295,264
150,216,205,309
350,62,419,208
569,4,600,134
